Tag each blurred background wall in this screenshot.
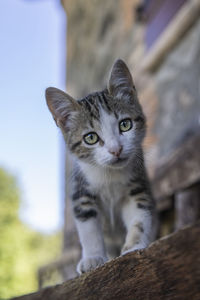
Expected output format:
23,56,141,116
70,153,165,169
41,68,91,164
64,0,200,167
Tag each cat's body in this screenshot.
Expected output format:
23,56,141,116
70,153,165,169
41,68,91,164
46,59,158,274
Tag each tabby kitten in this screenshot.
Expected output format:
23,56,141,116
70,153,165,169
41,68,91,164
46,59,157,274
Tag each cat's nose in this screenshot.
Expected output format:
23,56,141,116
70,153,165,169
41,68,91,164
109,146,123,158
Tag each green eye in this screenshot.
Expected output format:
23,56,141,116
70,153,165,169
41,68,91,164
119,118,132,132
83,132,99,145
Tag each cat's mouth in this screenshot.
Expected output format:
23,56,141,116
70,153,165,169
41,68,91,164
107,157,129,168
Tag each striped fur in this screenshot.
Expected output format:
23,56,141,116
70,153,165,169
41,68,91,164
46,59,158,274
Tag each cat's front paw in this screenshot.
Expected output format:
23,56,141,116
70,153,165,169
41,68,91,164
77,256,107,274
121,243,146,255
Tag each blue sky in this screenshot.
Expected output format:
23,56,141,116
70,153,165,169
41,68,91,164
0,0,66,233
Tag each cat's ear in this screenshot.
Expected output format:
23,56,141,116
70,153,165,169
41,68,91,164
108,59,135,97
45,87,79,128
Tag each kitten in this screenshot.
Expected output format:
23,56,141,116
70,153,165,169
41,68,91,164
45,59,158,274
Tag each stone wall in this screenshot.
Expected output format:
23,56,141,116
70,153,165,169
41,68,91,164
154,18,200,158
62,0,142,98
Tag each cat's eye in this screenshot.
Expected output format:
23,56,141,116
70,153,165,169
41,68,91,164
83,132,99,145
119,118,132,132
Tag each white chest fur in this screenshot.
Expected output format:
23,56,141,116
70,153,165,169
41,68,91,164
78,162,131,206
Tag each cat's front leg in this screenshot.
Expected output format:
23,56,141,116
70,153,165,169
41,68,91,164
73,196,107,274
121,196,156,255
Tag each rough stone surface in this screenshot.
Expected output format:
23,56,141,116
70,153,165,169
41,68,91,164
11,222,200,300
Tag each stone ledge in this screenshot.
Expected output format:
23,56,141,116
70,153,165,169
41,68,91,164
11,221,200,300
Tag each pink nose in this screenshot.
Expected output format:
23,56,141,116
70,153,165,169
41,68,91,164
109,146,123,157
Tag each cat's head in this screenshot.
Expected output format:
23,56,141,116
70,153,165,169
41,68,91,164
46,59,146,169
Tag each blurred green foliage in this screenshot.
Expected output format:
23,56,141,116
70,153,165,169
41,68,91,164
0,167,62,299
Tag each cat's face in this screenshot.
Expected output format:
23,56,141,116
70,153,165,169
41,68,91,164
46,59,146,169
